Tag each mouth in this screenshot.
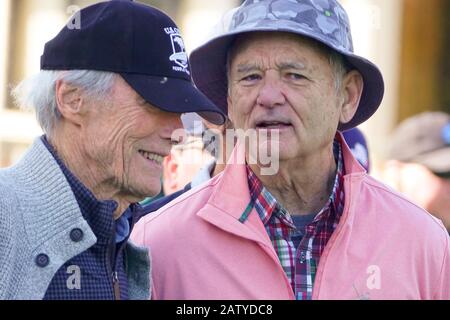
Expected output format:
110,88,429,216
138,149,165,165
255,120,293,130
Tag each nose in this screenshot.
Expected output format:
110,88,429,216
256,72,286,108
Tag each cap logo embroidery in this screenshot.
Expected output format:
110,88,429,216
164,27,190,75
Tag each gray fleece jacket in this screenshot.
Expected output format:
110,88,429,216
0,138,151,299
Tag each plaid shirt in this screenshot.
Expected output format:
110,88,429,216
245,140,345,300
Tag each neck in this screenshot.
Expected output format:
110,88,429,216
48,133,130,219
251,145,337,216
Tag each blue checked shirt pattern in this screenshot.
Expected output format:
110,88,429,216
41,136,132,300
246,139,345,300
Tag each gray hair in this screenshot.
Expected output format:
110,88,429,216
12,70,116,137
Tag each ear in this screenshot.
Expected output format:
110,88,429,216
339,70,364,125
55,79,85,125
162,151,179,195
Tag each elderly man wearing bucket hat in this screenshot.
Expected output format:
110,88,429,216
0,0,224,300
131,0,450,299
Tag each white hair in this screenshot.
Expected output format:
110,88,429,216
328,50,349,92
12,70,116,137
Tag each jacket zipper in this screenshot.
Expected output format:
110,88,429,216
109,203,139,300
241,200,295,299
311,177,353,299
108,214,121,300
112,271,121,300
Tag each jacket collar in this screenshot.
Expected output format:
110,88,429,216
336,131,367,178
197,132,367,240
41,136,121,241
196,142,271,245
13,137,97,252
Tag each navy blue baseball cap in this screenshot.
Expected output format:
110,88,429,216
40,0,225,125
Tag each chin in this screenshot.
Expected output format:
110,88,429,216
277,148,300,162
130,180,161,200
268,142,291,156
249,141,284,166
145,184,162,198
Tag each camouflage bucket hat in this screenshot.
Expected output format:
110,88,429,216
190,0,385,131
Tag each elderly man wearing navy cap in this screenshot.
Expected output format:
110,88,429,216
0,0,224,300
132,0,450,299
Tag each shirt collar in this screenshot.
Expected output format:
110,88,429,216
246,138,345,225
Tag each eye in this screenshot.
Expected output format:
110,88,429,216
239,74,262,84
286,72,307,81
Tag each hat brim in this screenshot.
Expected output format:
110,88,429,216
120,73,226,125
413,147,450,174
190,28,384,131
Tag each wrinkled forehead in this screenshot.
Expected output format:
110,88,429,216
228,31,333,65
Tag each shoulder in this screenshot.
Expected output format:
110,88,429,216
0,167,19,211
358,174,449,243
143,173,221,223
0,172,16,213
131,174,222,244
0,169,20,298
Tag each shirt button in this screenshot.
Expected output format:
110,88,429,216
35,253,49,267
300,252,306,263
70,228,84,242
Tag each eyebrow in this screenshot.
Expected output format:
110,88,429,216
235,63,260,75
235,61,306,74
277,61,306,71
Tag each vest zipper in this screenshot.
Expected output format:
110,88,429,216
108,220,121,300
112,271,121,300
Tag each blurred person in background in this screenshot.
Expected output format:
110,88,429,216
162,113,214,196
384,111,450,232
